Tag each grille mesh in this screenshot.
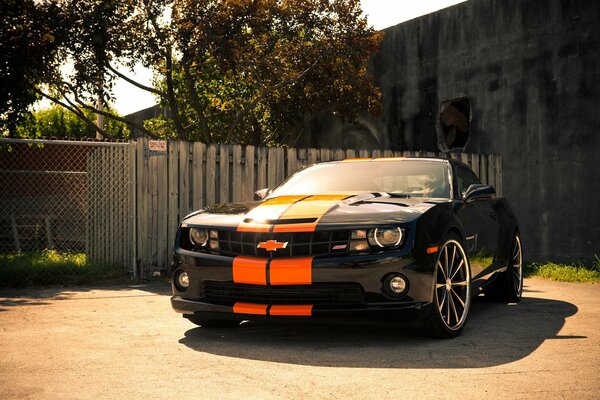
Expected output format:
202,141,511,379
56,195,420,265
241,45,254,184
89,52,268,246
203,281,365,305
210,230,353,258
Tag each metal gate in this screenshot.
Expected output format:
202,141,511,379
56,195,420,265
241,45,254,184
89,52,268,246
0,138,136,281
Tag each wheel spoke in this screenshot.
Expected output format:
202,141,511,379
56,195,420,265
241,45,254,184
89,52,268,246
435,283,446,289
448,291,459,325
448,245,457,278
445,291,451,325
437,261,446,280
452,280,468,286
444,246,449,279
438,289,447,312
450,259,464,280
450,289,465,308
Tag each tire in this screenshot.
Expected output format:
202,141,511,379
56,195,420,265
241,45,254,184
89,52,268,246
185,315,242,328
483,234,523,303
422,233,472,338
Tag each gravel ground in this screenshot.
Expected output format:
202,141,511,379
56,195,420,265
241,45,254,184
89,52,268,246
0,278,598,400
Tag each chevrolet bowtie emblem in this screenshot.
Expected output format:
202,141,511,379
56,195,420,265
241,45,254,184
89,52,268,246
257,240,288,252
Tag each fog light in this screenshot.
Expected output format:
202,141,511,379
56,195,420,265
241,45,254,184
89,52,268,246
382,273,409,298
175,270,190,291
390,276,407,293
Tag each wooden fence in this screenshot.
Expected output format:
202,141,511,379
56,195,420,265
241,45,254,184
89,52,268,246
134,138,503,276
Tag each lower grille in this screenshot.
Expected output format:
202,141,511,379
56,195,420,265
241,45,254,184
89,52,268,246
203,281,365,306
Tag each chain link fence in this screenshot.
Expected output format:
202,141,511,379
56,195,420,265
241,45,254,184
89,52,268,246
0,138,134,286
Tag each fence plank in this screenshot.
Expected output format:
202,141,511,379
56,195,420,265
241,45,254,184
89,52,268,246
297,148,306,167
192,142,205,210
487,154,496,190
136,140,147,273
166,142,178,272
179,141,190,219
257,146,267,189
232,145,242,202
287,147,298,177
276,147,285,185
333,148,345,161
471,153,480,178
307,148,318,164
267,147,277,188
219,145,230,204
205,145,217,206
244,145,255,201
320,148,331,162
372,149,381,158
480,154,488,185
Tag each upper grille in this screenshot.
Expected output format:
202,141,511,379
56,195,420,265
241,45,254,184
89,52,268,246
209,230,352,258
203,281,365,306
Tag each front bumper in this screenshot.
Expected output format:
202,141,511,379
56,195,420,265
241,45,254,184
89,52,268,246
171,295,431,325
172,247,436,323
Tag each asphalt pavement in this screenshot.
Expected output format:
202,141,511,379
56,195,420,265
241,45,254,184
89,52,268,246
0,278,598,399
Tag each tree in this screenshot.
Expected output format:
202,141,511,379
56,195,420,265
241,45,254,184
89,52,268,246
4,0,383,145
15,105,130,139
0,0,65,135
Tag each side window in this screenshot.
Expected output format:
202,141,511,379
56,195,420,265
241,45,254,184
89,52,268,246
456,167,480,198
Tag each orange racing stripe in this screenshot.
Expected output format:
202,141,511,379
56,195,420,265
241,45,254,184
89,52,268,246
232,256,267,285
237,195,307,232
269,305,313,316
272,223,316,233
269,257,313,285
275,194,351,232
233,302,268,315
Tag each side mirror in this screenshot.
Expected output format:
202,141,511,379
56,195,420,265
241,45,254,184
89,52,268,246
253,188,271,201
464,184,495,202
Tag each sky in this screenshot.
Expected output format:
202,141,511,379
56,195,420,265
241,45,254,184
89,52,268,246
109,0,469,116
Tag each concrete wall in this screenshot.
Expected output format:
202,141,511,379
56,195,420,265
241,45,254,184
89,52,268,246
303,0,600,261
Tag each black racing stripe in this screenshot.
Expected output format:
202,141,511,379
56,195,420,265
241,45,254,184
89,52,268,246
265,259,272,285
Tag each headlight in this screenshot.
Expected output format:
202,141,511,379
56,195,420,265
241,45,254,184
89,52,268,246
369,227,403,247
189,228,208,246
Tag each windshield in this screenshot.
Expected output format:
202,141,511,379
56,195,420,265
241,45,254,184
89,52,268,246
269,160,451,198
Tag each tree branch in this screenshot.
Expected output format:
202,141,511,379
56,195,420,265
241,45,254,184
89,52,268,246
48,80,160,139
106,63,168,97
34,88,112,139
226,60,318,142
182,60,210,142
165,48,186,140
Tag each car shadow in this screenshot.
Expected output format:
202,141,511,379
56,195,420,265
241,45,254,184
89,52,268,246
179,294,579,369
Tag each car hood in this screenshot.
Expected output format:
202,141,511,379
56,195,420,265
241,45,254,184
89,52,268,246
182,192,449,229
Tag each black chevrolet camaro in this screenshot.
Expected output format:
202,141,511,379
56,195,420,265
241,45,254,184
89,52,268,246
171,157,522,338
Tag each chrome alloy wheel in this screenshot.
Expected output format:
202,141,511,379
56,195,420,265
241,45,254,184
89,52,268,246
434,239,471,331
510,236,523,297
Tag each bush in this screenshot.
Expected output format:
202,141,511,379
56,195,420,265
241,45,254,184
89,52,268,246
0,250,126,287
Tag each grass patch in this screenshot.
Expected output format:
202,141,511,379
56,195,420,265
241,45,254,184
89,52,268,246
0,250,127,287
524,255,600,283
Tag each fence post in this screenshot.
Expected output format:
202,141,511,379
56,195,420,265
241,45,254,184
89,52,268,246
130,141,137,280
